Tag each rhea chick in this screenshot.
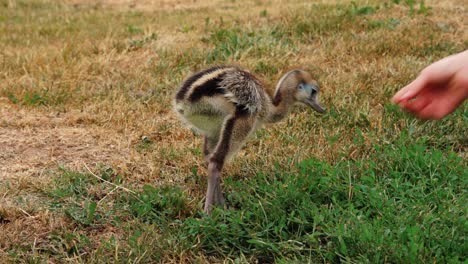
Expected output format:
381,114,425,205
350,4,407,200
174,65,325,213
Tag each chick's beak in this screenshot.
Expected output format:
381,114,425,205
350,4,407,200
305,84,325,113
307,96,326,113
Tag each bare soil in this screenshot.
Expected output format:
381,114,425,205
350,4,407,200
0,100,130,179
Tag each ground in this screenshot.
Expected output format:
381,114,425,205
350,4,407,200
0,0,466,263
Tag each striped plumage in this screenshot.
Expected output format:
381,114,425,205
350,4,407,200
175,65,270,117
174,65,325,213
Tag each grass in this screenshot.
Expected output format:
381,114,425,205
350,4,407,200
4,135,465,262
0,0,467,263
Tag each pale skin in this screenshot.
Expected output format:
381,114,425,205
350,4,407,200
392,50,468,120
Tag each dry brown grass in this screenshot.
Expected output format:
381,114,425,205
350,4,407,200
0,0,466,262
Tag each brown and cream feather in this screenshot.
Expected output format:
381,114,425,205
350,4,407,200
174,65,325,213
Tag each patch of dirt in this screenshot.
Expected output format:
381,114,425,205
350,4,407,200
0,102,131,179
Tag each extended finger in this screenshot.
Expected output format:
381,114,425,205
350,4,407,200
415,101,453,120
400,95,432,114
392,74,429,104
415,102,438,119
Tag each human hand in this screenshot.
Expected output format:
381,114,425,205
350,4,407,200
392,50,468,119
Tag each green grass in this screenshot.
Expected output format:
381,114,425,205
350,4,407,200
0,0,467,263
8,135,464,263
